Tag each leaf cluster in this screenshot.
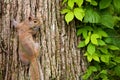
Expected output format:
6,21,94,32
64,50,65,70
62,0,120,80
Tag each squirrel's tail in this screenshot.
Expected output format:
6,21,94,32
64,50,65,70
29,58,43,80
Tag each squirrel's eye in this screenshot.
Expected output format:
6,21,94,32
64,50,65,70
34,20,37,23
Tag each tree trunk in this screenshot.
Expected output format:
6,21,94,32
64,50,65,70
0,0,87,80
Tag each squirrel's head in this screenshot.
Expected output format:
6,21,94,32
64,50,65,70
12,16,40,35
28,16,40,30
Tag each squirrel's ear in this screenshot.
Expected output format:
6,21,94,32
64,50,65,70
12,19,18,27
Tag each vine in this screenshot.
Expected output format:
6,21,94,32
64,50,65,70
61,0,120,80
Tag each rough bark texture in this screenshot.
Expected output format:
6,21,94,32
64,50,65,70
0,0,87,80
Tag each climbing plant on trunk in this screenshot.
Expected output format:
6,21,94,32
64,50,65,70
62,0,120,80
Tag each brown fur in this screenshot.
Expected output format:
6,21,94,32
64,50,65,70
13,17,41,80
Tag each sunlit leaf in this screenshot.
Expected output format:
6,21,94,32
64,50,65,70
87,55,93,62
75,0,83,7
85,36,90,45
92,55,100,62
68,0,74,9
90,0,98,6
65,11,74,24
101,55,110,64
74,8,85,21
61,9,70,14
86,0,91,2
91,34,99,45
89,66,97,72
87,43,95,55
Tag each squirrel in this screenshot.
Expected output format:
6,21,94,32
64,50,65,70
12,16,41,80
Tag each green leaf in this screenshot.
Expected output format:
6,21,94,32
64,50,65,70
77,28,88,38
82,73,90,80
83,29,88,39
113,0,120,9
75,0,83,7
99,47,108,54
86,0,91,2
99,70,108,80
82,66,97,79
88,31,91,36
90,0,98,6
113,57,120,63
99,0,112,9
85,52,93,62
77,26,93,38
98,40,106,46
89,66,97,72
104,37,112,44
100,70,107,75
102,77,109,80
91,34,99,45
105,29,120,48
61,9,70,14
87,43,95,55
101,55,110,63
74,8,85,21
84,52,88,56
114,66,120,76
86,26,93,31
77,28,83,36
62,0,67,5
85,36,90,45
78,41,86,48
87,55,93,62
100,15,114,29
84,8,100,23
92,55,100,62
65,11,74,24
68,0,74,9
82,70,92,79
97,29,108,37
108,45,119,50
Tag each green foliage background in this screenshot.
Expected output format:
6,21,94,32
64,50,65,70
62,0,120,80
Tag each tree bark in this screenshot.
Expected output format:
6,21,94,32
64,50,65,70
0,0,87,80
